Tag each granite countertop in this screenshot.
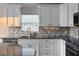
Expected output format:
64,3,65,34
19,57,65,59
2,35,77,40
2,35,79,47
2,35,68,39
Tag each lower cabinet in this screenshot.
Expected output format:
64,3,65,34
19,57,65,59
0,46,8,56
18,39,39,56
18,39,65,56
39,39,54,56
0,43,22,56
7,45,22,56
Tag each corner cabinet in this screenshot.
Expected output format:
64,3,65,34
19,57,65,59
39,3,78,26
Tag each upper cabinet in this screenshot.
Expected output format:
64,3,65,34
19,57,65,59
39,6,50,26
39,4,59,26
68,4,78,26
7,6,20,17
7,5,21,26
0,5,21,27
0,5,7,17
59,4,68,26
59,3,78,26
50,5,59,26
39,3,78,26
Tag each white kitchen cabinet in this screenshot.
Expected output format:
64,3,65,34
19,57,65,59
59,3,78,26
39,4,59,26
39,39,54,56
68,3,78,26
39,6,50,26
39,3,78,26
18,39,65,56
7,7,14,17
59,4,68,26
0,5,7,17
7,5,21,26
0,5,21,27
0,5,20,17
18,39,39,56
50,5,59,26
53,39,65,56
7,6,20,17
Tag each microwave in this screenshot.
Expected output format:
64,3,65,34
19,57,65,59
74,12,79,26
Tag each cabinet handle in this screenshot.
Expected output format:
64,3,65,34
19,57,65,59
45,40,48,42
45,46,48,48
27,45,32,48
45,52,49,55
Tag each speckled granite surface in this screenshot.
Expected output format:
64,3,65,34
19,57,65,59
2,27,79,47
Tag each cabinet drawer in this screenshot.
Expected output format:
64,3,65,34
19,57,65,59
40,40,53,44
40,43,53,49
40,49,53,56
18,39,39,44
19,43,38,49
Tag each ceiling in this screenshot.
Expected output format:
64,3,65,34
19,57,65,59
6,3,38,8
5,3,62,8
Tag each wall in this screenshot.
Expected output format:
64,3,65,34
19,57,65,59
0,26,9,38
21,7,38,15
69,27,78,39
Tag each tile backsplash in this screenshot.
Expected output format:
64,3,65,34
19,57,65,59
69,27,79,39
36,26,70,38
8,26,79,39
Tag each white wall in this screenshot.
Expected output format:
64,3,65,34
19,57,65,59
0,26,9,38
21,7,38,15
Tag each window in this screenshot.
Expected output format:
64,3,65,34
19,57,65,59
21,15,39,32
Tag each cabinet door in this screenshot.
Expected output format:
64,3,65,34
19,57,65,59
1,47,8,56
7,7,14,26
0,6,7,17
74,4,78,13
68,3,78,26
39,6,50,26
53,39,65,56
7,7,20,26
0,6,7,26
8,6,20,17
39,39,54,56
59,4,68,26
7,7,14,17
18,39,39,56
8,46,14,56
50,5,59,26
14,46,22,56
14,7,20,17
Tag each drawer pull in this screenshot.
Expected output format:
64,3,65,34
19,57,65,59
45,46,48,48
45,53,49,55
27,45,32,48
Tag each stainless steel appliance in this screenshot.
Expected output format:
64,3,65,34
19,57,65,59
74,12,79,26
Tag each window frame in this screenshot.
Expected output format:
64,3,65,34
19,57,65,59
21,15,39,32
